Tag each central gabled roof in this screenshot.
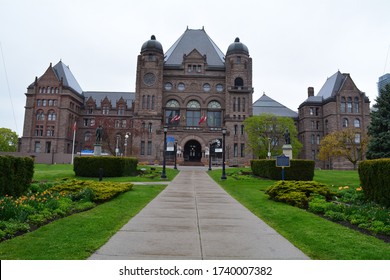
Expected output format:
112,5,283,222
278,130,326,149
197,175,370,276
164,28,225,67
253,93,298,118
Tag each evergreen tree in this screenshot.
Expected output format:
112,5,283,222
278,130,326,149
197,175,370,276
367,84,390,159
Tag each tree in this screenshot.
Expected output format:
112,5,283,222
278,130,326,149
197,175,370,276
367,84,390,159
0,128,18,152
243,114,302,159
318,128,369,170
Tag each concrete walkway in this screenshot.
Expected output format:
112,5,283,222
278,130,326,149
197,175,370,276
89,168,309,260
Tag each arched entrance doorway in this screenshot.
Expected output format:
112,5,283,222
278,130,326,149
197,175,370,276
184,140,202,162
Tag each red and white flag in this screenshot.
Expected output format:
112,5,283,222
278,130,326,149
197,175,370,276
170,115,181,123
198,115,207,125
72,121,77,132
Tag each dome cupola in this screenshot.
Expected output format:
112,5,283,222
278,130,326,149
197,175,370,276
226,37,249,56
141,35,163,54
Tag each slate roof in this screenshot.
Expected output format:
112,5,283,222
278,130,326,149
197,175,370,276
253,93,298,118
317,71,347,99
164,28,225,67
52,61,83,94
83,91,135,108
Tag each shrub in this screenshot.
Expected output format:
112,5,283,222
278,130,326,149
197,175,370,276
73,156,138,177
251,159,315,180
0,156,34,196
265,180,335,209
50,179,133,202
358,159,390,207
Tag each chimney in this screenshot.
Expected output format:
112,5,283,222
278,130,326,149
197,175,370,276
308,87,314,97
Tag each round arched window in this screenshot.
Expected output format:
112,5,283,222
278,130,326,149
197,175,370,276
187,100,201,108
166,99,180,108
208,101,221,109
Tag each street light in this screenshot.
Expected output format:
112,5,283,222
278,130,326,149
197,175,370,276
161,126,168,179
124,132,130,157
174,141,177,170
221,128,227,180
115,135,120,156
268,137,271,159
208,141,212,171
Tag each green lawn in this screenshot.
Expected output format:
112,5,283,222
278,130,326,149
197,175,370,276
0,185,165,259
2,165,389,259
208,168,390,260
33,163,179,182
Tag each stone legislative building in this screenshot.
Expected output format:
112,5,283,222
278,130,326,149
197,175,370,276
20,28,254,166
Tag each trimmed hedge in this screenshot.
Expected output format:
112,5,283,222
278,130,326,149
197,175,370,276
265,180,335,209
0,155,34,196
73,156,138,177
251,159,315,181
358,159,390,207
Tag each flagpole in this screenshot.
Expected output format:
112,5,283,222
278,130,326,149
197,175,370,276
71,122,76,164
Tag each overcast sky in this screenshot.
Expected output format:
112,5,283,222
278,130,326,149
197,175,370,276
1,0,389,135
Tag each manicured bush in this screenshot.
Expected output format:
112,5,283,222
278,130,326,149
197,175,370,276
251,159,315,181
358,159,390,207
73,156,138,177
0,156,34,196
50,179,133,202
265,180,335,209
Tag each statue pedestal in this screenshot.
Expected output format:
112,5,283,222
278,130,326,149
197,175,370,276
282,144,293,159
94,144,102,156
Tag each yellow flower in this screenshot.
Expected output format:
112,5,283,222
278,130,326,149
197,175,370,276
344,186,349,189
356,187,362,191
338,187,343,190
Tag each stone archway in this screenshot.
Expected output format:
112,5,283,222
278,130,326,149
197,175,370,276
183,139,202,162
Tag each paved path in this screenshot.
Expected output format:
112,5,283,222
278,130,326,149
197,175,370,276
89,168,309,260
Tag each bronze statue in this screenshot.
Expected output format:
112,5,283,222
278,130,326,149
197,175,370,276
96,125,103,143
284,129,291,145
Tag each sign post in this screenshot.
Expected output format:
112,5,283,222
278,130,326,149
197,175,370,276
276,154,290,180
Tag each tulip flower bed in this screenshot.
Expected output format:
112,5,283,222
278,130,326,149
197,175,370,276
0,179,133,241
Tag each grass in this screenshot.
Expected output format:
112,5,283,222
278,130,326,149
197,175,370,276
33,163,179,182
208,168,390,260
0,185,165,259
0,163,175,259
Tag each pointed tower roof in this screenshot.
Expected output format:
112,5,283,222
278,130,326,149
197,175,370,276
253,93,298,118
164,28,225,67
52,61,83,94
317,71,347,99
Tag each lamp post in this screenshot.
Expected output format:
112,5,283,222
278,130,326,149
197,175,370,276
161,126,168,179
115,135,120,156
268,137,271,159
221,128,227,180
208,141,212,171
124,132,130,157
174,141,177,170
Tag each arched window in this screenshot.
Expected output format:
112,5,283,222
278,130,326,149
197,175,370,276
347,97,352,113
186,100,201,126
84,131,92,142
165,99,180,125
343,118,349,128
340,97,346,113
233,97,236,111
207,101,222,127
354,118,361,128
354,97,359,113
234,77,244,88
36,110,45,121
142,95,146,109
48,110,56,121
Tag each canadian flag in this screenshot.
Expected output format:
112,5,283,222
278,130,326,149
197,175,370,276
170,115,181,123
72,121,77,132
198,115,207,125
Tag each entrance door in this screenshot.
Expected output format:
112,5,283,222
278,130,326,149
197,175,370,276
184,140,202,162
